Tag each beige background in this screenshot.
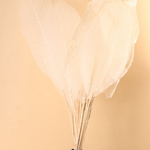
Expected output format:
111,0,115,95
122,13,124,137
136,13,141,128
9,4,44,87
0,0,150,150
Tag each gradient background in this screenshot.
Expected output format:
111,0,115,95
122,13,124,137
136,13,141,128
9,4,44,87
0,0,150,150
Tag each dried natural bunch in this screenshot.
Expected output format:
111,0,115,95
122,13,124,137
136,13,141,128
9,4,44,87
17,0,139,149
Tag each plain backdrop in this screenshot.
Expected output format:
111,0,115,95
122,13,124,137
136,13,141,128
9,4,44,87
0,0,150,150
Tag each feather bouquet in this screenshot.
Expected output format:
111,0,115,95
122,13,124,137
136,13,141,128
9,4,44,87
17,0,139,149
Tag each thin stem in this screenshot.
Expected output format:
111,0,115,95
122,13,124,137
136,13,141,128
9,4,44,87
76,99,87,150
79,97,94,150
